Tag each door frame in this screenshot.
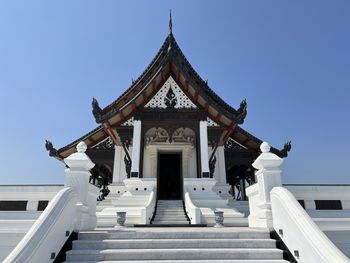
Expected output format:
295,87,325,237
157,151,183,200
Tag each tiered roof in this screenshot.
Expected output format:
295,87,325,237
47,20,290,160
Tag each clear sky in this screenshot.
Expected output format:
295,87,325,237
0,1,349,185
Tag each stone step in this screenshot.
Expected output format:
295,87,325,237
65,260,290,263
73,239,277,250
78,230,271,240
156,209,186,212
153,217,188,221
66,248,284,261
151,221,190,225
154,211,187,215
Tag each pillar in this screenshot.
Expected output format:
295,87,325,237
131,119,142,177
199,120,210,178
215,146,227,183
246,142,283,229
112,145,126,183
64,141,100,230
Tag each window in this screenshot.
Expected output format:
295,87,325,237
0,201,27,211
298,200,305,209
315,200,342,210
37,200,49,211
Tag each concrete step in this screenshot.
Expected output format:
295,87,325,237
73,239,277,250
65,260,290,263
154,211,187,215
156,207,185,213
66,248,284,261
78,230,271,240
153,217,188,221
151,221,190,225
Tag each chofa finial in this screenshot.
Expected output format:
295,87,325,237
169,10,173,35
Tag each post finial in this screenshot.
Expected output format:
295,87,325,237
169,10,173,35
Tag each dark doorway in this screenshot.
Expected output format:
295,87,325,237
158,153,182,200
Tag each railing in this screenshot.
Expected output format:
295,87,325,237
141,188,157,224
271,186,350,263
4,187,77,263
184,190,201,224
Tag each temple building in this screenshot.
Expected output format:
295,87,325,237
1,15,349,263
46,20,291,210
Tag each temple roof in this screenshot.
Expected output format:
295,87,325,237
47,26,290,160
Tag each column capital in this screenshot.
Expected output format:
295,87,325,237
64,142,95,171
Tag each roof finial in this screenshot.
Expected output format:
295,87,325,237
169,9,173,35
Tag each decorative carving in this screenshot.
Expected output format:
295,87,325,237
209,155,217,178
122,141,132,178
145,127,195,146
224,137,247,151
172,128,195,145
45,140,57,157
97,186,110,201
236,99,247,124
92,137,114,150
280,141,292,157
92,98,103,122
164,86,177,108
145,128,169,145
207,117,219,127
144,76,197,109
121,117,134,126
214,211,224,227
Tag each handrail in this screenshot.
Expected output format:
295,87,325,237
184,190,200,224
271,186,350,263
141,188,156,224
4,187,77,263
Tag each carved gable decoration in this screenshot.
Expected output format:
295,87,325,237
92,136,114,150
144,76,197,109
224,137,248,151
121,117,134,126
207,117,219,127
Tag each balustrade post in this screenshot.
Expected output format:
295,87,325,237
64,141,100,231
246,142,283,229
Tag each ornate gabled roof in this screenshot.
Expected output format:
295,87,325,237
91,32,247,127
48,21,290,160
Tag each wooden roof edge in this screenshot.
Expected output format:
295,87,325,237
233,126,292,158
45,125,105,160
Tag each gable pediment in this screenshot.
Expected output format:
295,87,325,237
144,76,197,109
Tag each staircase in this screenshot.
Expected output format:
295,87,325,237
64,227,290,262
151,200,190,225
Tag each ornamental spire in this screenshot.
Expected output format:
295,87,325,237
169,10,173,35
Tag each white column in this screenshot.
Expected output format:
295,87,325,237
112,145,126,183
216,146,226,183
131,119,142,177
199,120,210,177
246,142,283,229
149,147,157,178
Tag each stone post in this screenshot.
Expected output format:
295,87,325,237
131,119,142,177
246,142,283,229
199,120,210,178
64,141,99,231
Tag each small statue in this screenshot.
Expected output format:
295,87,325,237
236,98,247,124
280,141,292,157
92,98,103,122
45,140,57,157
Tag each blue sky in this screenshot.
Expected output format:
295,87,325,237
0,1,349,184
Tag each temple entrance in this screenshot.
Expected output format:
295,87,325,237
157,153,182,200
